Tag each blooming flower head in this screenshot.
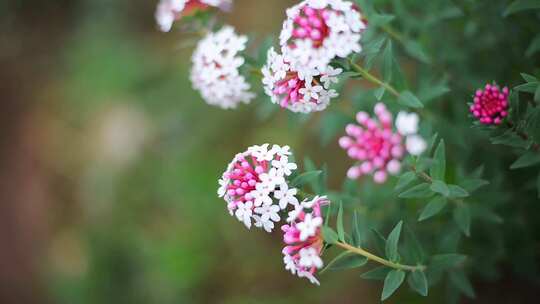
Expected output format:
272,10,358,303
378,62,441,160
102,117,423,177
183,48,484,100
469,83,509,125
218,144,299,232
262,47,341,113
339,104,427,184
155,0,233,32
281,196,329,285
190,26,255,109
279,0,367,71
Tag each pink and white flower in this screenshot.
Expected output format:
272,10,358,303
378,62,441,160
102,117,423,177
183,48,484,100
155,0,233,32
262,47,340,113
218,144,299,232
339,103,427,184
469,83,509,125
281,196,329,285
190,26,255,109
279,0,367,71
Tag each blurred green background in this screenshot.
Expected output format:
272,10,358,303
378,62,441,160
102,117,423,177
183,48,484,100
0,0,538,303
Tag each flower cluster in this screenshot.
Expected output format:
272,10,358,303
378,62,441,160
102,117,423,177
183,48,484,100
155,0,233,32
190,26,255,109
218,144,299,232
282,196,329,285
469,83,509,125
280,0,367,71
262,48,341,113
339,103,426,183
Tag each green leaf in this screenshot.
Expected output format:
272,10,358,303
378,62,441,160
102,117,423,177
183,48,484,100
369,13,395,26
431,180,450,197
292,170,322,187
503,0,540,17
419,196,448,221
408,270,428,296
399,183,433,199
374,86,386,100
395,172,417,191
448,185,469,198
510,152,540,169
526,34,540,57
454,204,471,236
404,40,431,63
337,201,345,241
322,252,368,273
535,85,540,103
385,221,403,262
537,173,540,198
381,270,406,301
429,254,466,272
398,91,424,108
352,211,362,246
322,226,339,244
515,82,539,93
459,178,489,193
430,140,446,180
361,266,391,280
521,73,538,83
490,130,529,148
404,225,425,263
449,271,475,298
382,40,393,82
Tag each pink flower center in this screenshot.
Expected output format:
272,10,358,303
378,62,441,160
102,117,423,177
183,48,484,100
225,155,268,204
470,84,509,125
291,7,332,48
273,72,312,107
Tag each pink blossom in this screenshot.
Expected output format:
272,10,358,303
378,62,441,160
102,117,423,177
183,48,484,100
339,103,406,184
218,144,298,232
279,0,367,71
469,83,509,125
281,196,329,285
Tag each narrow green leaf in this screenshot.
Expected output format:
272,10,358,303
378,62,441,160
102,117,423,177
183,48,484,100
503,0,540,17
526,34,540,57
382,40,393,82
449,271,475,298
535,85,540,103
398,91,424,108
408,270,428,296
429,254,467,272
515,82,539,93
399,183,433,199
321,252,368,273
292,170,322,187
374,86,386,100
419,196,448,221
404,225,425,263
510,152,540,169
459,178,489,193
404,40,431,63
431,180,450,197
395,172,417,191
361,266,391,280
430,140,446,180
352,211,362,246
453,204,471,236
381,270,406,301
448,185,469,198
385,221,403,262
337,201,345,241
521,73,538,83
322,226,339,244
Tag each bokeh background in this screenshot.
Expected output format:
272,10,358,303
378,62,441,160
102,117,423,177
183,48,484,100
1,0,539,304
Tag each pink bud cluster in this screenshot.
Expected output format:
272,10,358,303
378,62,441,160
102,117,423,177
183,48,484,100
262,48,341,113
280,0,367,71
339,103,405,184
282,196,329,285
218,144,298,232
469,83,509,125
155,0,232,32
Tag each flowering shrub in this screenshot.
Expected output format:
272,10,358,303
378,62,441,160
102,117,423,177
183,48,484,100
157,0,540,302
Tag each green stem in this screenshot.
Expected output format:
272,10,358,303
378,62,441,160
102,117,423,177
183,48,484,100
349,60,400,97
336,241,425,272
380,25,405,43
